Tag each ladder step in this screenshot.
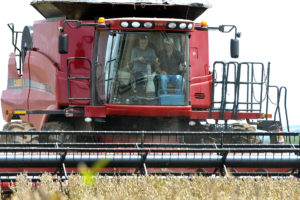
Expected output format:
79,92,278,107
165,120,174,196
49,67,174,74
68,77,90,80
69,98,91,100
68,105,85,108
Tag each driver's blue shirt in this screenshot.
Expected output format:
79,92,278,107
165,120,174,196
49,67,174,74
131,47,156,74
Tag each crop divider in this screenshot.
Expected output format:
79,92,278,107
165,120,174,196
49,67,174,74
54,143,69,182
219,152,228,176
135,133,148,175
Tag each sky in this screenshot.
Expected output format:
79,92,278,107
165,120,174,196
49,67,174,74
0,0,299,128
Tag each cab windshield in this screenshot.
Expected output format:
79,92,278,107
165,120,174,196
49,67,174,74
96,31,189,106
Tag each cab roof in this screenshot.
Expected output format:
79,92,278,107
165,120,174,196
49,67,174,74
31,0,211,20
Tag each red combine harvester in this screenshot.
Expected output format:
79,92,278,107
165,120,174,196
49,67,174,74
0,0,298,187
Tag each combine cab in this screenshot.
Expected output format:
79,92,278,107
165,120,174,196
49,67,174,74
0,0,298,189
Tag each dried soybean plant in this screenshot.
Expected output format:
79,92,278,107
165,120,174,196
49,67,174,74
8,174,300,200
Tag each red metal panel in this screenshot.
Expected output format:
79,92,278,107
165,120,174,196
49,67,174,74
1,53,29,122
1,53,20,122
60,20,94,73
190,80,212,108
56,71,68,106
69,76,90,105
33,20,61,66
106,104,191,117
85,106,106,117
6,53,20,79
190,74,212,84
27,51,58,130
189,29,209,78
189,29,212,109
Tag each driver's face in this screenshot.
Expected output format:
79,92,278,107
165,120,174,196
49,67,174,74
139,39,148,50
164,43,173,53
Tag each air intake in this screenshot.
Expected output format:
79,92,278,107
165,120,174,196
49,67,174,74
195,93,205,99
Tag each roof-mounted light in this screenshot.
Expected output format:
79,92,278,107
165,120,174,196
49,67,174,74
120,21,129,28
201,20,208,28
187,23,193,30
121,21,154,29
131,21,141,28
167,22,177,29
98,17,105,24
143,22,154,28
97,17,106,28
179,23,187,29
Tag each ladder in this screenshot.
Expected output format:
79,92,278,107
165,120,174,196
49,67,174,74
66,57,92,107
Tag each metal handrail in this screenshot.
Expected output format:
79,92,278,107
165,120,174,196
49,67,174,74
7,23,23,74
211,61,267,119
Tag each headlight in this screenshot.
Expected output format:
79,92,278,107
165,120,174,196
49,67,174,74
187,23,193,30
167,22,177,29
120,21,129,28
131,21,141,28
143,22,153,28
179,23,187,29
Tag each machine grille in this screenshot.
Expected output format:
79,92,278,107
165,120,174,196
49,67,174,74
195,93,205,99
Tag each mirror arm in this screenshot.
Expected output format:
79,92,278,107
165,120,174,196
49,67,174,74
208,25,240,39
194,24,242,58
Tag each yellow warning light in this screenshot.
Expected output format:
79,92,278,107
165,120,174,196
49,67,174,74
13,110,27,115
98,17,105,24
200,20,208,27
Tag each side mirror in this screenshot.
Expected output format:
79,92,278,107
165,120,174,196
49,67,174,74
58,34,68,54
230,39,239,58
